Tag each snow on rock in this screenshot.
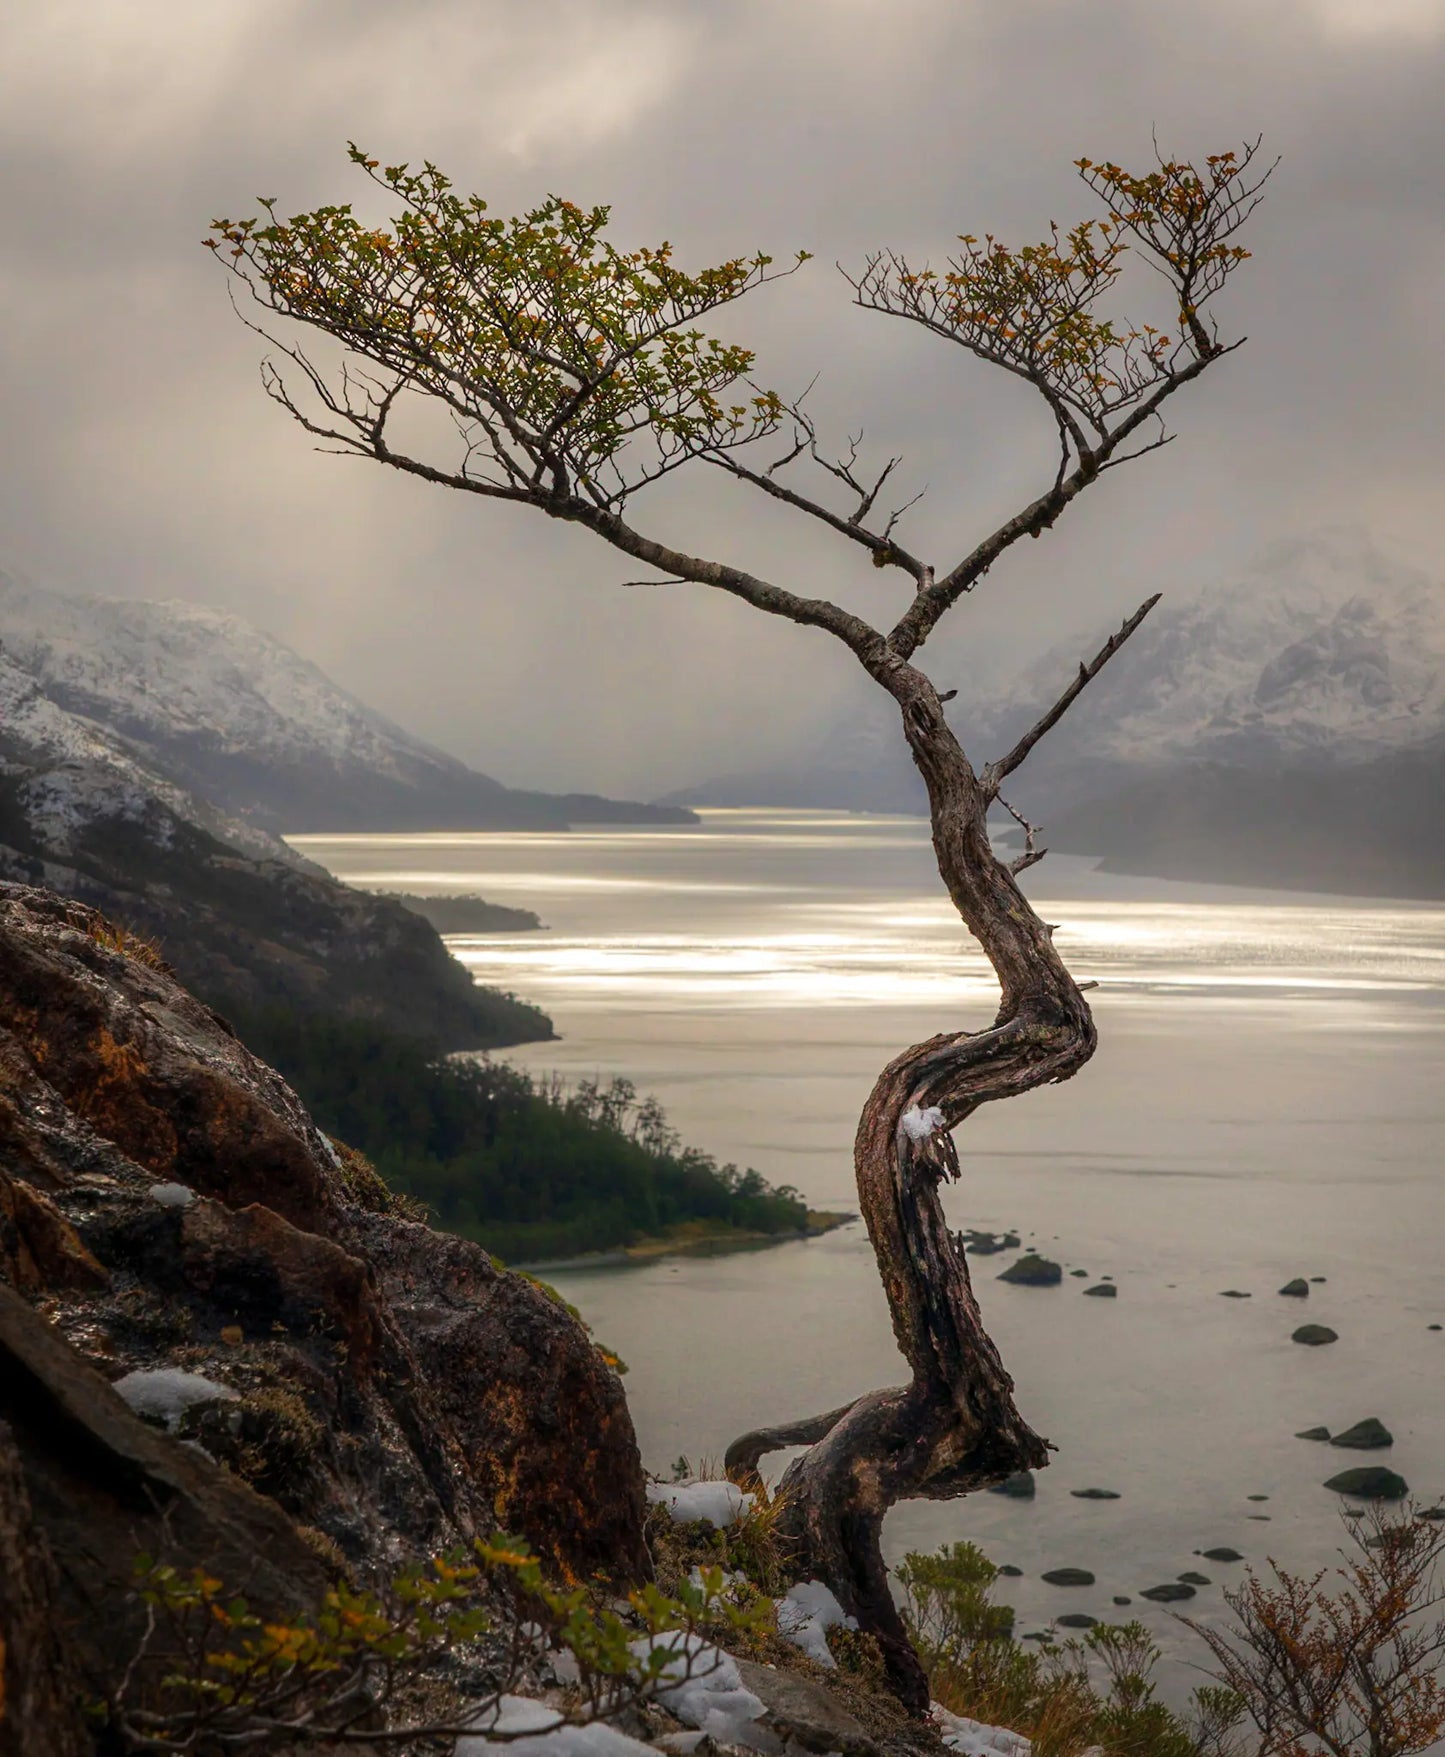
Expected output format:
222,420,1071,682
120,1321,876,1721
775,1579,858,1669
455,1694,656,1757
629,1632,768,1748
112,1368,239,1430
646,1480,754,1529
900,1106,945,1142
934,1704,1033,1756
148,1183,197,1209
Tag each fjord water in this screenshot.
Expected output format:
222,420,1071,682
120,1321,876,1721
294,810,1445,1678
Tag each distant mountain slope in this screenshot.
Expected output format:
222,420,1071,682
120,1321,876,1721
0,650,550,1046
0,572,695,832
670,532,1445,896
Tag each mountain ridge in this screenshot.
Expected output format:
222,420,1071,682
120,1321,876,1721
0,571,696,832
667,533,1445,896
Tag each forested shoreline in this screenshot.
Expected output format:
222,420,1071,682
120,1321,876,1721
232,1007,816,1261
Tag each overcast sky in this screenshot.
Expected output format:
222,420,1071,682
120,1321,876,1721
2,0,1442,795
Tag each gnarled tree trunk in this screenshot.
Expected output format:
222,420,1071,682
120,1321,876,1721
726,664,1096,1711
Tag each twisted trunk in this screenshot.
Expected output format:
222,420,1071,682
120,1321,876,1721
725,664,1096,1711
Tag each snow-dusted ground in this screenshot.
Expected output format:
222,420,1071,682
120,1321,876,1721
112,1368,239,1429
645,1480,754,1530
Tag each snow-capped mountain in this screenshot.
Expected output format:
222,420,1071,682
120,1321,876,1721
968,531,1445,769
0,572,694,832
0,643,543,1045
672,532,1445,895
0,646,291,863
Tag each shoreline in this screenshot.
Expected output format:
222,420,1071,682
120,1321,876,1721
514,1208,857,1274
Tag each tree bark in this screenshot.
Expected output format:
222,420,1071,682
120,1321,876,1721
726,663,1096,1712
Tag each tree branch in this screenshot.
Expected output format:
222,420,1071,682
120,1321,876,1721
982,593,1162,796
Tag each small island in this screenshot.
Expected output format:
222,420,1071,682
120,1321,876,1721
383,891,545,933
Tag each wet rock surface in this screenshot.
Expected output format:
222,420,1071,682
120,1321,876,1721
0,884,648,1587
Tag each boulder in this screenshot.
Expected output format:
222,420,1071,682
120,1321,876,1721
0,1282,328,1706
1329,1418,1393,1450
1083,1284,1117,1298
1041,1568,1095,1586
1056,1613,1098,1629
1200,1548,1243,1563
987,1470,1037,1499
1325,1467,1408,1500
997,1255,1062,1287
997,1564,1024,1576
734,1657,881,1756
1140,1583,1196,1603
1279,1278,1310,1297
1177,1572,1212,1586
0,884,648,1584
1295,1426,1332,1441
1293,1325,1339,1346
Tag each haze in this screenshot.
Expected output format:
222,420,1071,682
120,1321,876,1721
2,0,1442,796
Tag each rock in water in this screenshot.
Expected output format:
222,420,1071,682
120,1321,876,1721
1279,1278,1310,1297
1041,1567,1096,1586
1178,1571,1212,1586
1295,1426,1332,1441
1071,1487,1122,1499
1141,1583,1197,1602
1201,1547,1243,1562
1325,1467,1409,1500
998,1254,1063,1287
1329,1417,1393,1450
1056,1613,1098,1629
1220,1289,1252,1298
1083,1283,1117,1298
1293,1324,1339,1346
987,1470,1037,1499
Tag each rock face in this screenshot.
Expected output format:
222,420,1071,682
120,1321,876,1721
0,1282,329,1710
0,1419,93,1757
0,885,648,1598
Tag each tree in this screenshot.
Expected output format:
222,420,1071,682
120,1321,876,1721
1186,1508,1445,1757
209,139,1273,1710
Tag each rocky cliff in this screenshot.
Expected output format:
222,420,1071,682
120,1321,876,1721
0,883,648,1746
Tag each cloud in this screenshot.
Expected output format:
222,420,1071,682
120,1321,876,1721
0,0,1440,795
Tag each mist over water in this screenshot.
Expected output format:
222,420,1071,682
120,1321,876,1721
295,810,1445,1693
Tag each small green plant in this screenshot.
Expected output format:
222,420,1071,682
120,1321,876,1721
898,1541,1243,1757
114,1534,769,1750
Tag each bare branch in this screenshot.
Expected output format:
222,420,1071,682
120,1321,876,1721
997,795,1047,874
983,593,1162,795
